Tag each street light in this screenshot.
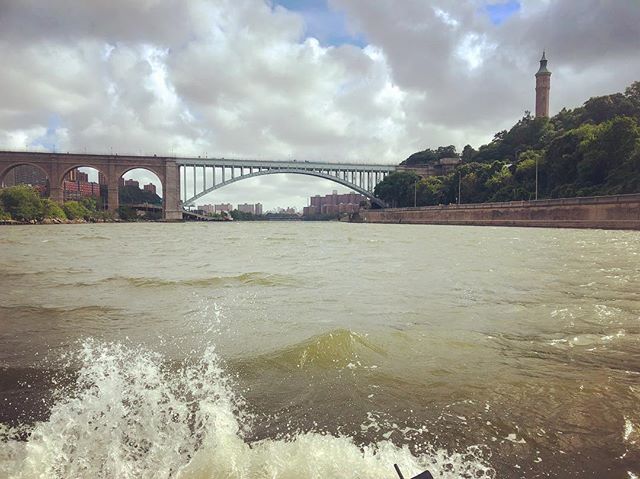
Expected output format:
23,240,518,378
535,155,539,201
458,171,462,205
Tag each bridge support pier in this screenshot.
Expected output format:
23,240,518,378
164,160,182,221
107,175,120,215
50,185,64,204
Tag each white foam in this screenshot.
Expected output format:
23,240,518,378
1,340,494,479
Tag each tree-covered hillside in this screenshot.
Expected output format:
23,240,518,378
375,81,640,207
119,185,162,205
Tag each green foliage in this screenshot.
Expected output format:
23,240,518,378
0,185,44,221
62,201,91,220
0,185,121,223
577,116,640,187
373,171,420,207
0,205,11,221
401,145,458,166
119,185,162,205
379,81,640,207
42,199,67,219
229,209,259,221
461,144,477,162
415,175,450,205
117,206,138,221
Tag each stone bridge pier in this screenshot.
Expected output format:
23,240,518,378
0,151,183,220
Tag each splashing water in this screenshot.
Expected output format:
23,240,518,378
1,340,494,479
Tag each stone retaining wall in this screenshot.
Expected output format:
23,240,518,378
360,194,640,230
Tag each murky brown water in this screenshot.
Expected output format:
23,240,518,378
1,223,639,478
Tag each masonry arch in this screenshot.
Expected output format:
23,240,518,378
59,165,109,209
118,167,164,219
0,162,50,197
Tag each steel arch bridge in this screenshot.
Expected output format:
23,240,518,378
177,158,396,207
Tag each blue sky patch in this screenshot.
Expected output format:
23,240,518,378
29,114,62,152
272,0,366,47
484,0,521,25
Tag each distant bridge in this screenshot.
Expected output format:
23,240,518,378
0,151,396,220
176,158,395,208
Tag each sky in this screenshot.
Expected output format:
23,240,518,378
1,0,639,210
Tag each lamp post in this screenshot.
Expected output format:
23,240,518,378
458,171,462,205
414,180,417,207
535,155,539,201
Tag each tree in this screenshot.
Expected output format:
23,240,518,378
580,93,635,125
401,145,458,166
416,176,449,205
0,185,44,221
119,185,162,205
461,144,477,162
624,81,640,113
578,116,640,186
373,171,420,207
230,209,258,220
385,80,640,207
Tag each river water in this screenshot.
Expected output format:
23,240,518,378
0,222,638,478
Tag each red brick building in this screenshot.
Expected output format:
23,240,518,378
303,190,365,217
143,183,157,195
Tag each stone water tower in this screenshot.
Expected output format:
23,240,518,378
535,51,551,118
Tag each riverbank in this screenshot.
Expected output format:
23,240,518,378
359,193,640,230
1,217,127,225
0,185,165,224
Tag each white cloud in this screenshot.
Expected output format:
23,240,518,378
0,0,638,209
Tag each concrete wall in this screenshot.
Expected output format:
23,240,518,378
360,194,640,230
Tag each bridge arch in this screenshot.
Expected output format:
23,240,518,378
0,161,52,197
0,162,50,187
117,166,166,217
117,165,166,186
183,168,387,207
58,164,109,207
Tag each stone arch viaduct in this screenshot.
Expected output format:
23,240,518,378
0,151,396,220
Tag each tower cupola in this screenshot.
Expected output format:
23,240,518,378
536,51,551,76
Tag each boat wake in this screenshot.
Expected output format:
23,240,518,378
0,340,494,479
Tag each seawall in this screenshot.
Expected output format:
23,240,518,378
360,194,640,230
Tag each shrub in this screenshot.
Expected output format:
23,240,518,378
0,185,44,221
117,206,138,221
42,199,67,220
63,201,90,220
0,205,11,221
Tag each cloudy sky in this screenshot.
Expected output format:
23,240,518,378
1,0,638,210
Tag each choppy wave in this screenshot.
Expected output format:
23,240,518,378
0,340,493,479
69,272,295,289
76,235,111,241
242,329,387,370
